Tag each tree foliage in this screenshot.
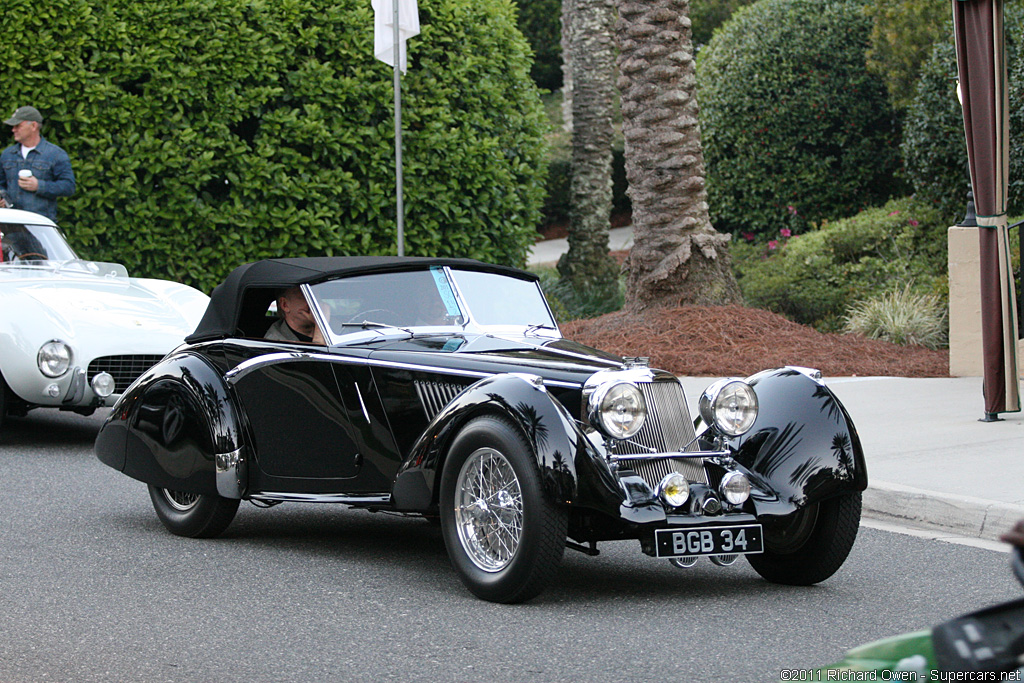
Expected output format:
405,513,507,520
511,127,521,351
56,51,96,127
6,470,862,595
690,0,756,47
901,4,1024,222
0,0,547,292
513,0,563,90
863,0,950,111
698,0,903,239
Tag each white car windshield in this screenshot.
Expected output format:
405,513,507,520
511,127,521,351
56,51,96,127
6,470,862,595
0,223,77,263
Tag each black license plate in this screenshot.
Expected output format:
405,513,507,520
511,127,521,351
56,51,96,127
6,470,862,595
654,524,764,558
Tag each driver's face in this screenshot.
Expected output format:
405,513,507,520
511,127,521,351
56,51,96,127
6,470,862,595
280,288,316,334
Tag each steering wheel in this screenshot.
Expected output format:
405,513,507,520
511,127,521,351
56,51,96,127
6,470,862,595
346,308,398,324
14,252,46,261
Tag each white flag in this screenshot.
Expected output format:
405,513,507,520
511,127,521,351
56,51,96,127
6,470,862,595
373,0,420,73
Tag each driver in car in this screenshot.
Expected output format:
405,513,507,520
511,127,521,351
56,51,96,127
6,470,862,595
265,286,326,344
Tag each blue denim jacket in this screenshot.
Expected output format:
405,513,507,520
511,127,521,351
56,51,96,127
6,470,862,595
0,137,75,222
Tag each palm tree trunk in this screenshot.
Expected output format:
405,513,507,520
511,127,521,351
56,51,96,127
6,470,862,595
616,0,741,311
557,0,620,292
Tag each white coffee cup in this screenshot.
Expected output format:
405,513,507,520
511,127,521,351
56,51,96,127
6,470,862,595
18,169,32,179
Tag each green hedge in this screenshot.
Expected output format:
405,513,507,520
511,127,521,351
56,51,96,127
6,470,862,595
734,197,948,330
2,0,547,292
698,0,904,238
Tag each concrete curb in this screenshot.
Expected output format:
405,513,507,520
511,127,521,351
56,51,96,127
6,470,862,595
865,481,1024,541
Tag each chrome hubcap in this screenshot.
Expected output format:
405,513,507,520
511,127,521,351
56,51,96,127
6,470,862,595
454,447,523,572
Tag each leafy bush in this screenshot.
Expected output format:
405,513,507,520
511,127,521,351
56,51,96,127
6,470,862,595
901,3,1024,222
734,197,948,330
842,284,947,349
513,0,562,91
0,0,547,292
698,0,904,238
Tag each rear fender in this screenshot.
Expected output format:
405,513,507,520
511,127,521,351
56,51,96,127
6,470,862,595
391,373,581,511
725,367,868,518
94,351,246,498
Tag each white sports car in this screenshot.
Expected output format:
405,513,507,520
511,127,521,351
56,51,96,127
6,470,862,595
0,208,209,430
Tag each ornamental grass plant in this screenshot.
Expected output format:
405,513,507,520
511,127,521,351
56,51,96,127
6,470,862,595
841,284,948,349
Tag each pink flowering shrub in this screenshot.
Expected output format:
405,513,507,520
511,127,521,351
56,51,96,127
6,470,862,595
731,197,947,330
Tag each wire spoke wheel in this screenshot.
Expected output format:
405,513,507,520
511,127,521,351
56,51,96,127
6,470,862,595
440,415,567,603
454,447,524,572
147,485,239,539
160,488,201,512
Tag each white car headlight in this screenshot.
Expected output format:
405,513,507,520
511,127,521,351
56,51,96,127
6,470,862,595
37,340,72,378
699,378,758,437
588,381,647,439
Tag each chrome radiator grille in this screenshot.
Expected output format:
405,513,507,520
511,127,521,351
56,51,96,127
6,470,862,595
415,381,467,420
631,456,708,487
610,380,708,486
87,355,165,393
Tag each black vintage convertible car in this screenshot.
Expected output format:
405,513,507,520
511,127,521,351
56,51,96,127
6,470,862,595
95,256,867,603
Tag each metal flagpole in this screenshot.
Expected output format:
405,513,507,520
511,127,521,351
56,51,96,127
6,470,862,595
393,0,404,257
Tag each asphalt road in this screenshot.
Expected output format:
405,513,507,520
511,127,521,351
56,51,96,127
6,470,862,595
0,410,1020,683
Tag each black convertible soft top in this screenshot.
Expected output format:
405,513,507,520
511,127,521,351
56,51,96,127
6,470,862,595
186,256,535,342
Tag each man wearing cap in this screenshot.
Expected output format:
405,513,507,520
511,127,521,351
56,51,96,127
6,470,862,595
0,106,75,222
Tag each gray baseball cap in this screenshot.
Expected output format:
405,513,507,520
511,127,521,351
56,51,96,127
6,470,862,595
3,106,42,126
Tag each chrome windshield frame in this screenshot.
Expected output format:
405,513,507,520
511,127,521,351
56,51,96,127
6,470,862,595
306,266,563,347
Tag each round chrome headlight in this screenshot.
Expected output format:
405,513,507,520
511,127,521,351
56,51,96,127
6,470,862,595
91,372,116,398
658,472,690,508
719,471,752,505
37,341,72,378
588,381,646,439
699,379,758,436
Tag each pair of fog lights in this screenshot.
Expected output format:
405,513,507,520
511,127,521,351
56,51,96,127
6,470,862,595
656,470,751,509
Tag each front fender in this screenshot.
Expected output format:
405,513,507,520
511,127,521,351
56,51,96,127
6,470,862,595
727,367,868,518
391,373,582,511
94,350,246,498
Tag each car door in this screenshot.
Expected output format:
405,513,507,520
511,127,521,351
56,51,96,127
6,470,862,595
225,346,399,495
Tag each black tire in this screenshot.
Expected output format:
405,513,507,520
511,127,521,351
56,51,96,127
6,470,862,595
747,491,861,585
439,415,568,603
147,485,240,539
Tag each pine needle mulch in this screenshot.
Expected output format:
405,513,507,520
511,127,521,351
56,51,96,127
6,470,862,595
560,305,949,378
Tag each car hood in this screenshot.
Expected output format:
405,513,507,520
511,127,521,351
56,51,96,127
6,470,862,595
364,334,625,385
3,271,208,344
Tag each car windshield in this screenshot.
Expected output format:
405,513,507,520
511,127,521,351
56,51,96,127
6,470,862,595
311,268,466,336
307,267,556,340
449,269,556,329
0,223,77,264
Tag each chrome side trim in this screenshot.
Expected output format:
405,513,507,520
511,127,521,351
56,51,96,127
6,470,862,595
354,383,371,423
224,351,581,390
786,365,825,385
215,447,246,499
250,492,391,505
